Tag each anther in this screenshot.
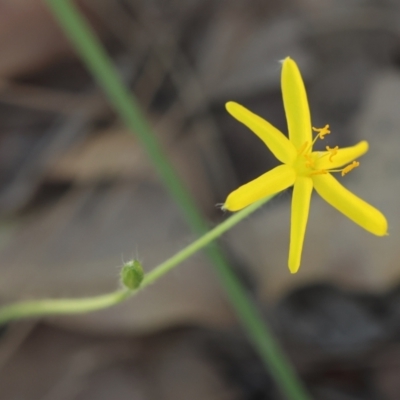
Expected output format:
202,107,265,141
312,124,331,139
297,141,309,155
341,161,359,176
304,154,315,168
311,124,331,148
326,145,339,162
310,169,327,176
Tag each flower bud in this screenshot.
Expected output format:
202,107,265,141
120,260,144,290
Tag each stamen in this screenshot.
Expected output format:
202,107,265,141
341,161,359,176
326,145,339,162
304,154,315,168
328,161,360,176
312,124,331,139
310,124,331,149
309,169,327,176
297,141,309,155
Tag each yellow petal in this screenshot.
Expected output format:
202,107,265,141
315,141,369,170
224,165,296,211
281,57,312,150
289,177,313,274
226,102,297,165
313,173,388,236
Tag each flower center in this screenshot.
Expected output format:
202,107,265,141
293,124,360,177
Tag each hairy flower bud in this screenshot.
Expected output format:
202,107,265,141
120,260,144,290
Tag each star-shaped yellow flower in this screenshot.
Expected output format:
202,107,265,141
223,57,388,274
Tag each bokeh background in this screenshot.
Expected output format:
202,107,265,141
0,0,400,399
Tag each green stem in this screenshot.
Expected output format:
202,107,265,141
141,197,270,286
0,289,130,323
47,0,206,235
0,196,269,325
0,197,309,399
42,2,311,399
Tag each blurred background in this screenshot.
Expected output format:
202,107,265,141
0,0,399,399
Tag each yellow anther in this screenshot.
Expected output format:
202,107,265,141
312,124,331,139
304,154,315,168
297,141,309,155
311,124,331,148
309,169,327,176
341,161,359,176
326,145,339,162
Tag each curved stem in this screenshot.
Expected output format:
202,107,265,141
0,196,270,325
0,289,130,323
141,196,271,287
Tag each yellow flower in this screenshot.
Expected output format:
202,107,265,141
223,57,388,274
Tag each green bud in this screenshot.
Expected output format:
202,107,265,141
120,260,144,290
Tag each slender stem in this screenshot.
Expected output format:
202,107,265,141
0,289,130,323
0,196,269,325
141,197,270,287
0,196,309,399
46,0,206,235
42,2,311,399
